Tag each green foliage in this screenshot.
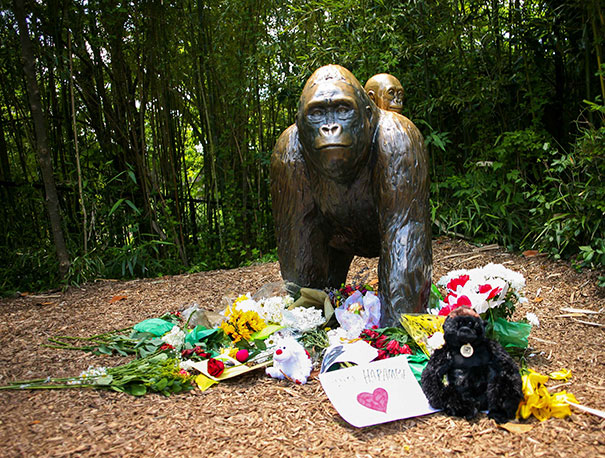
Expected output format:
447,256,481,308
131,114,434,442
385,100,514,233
432,105,605,272
1,0,603,294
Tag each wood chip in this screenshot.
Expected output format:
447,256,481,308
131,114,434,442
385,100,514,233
560,307,600,315
0,239,602,457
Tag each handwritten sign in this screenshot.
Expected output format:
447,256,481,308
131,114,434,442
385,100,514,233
319,355,438,428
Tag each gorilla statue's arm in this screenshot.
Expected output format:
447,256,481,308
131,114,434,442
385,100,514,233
373,112,432,325
271,125,352,288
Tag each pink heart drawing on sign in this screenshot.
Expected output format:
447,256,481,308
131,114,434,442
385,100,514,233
357,387,388,413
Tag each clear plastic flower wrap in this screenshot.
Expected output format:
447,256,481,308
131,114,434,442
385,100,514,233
334,290,381,338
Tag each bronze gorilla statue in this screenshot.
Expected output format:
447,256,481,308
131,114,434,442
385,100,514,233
270,65,431,325
365,73,405,114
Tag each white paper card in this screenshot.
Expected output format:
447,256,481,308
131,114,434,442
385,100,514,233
320,340,379,373
319,355,438,428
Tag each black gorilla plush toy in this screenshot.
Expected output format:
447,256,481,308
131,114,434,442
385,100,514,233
421,307,523,423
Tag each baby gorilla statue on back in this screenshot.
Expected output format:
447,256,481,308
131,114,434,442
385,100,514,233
271,65,432,326
421,307,523,423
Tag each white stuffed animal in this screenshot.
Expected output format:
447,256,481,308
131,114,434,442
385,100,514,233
265,337,313,384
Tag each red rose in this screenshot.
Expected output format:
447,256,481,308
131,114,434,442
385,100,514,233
207,358,225,377
194,347,210,358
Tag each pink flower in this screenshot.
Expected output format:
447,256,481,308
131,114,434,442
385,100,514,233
235,349,249,363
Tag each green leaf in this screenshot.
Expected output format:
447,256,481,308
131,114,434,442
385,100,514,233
154,378,168,391
108,198,125,217
125,199,141,215
251,324,283,340
127,383,147,396
253,339,266,351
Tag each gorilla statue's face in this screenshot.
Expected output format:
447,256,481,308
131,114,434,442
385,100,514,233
297,67,375,184
365,74,404,114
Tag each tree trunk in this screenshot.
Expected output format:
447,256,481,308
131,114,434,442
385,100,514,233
14,0,70,278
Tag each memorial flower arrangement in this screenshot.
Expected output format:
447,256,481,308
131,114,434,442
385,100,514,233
435,263,527,319
334,290,381,338
0,269,585,426
430,263,532,351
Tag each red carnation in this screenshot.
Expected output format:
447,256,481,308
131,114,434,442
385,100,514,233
478,283,492,294
386,339,402,355
207,358,225,377
447,274,470,291
487,287,502,300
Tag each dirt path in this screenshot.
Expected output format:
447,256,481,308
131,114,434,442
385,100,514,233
0,238,603,457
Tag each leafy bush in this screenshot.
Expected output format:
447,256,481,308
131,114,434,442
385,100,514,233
432,105,604,275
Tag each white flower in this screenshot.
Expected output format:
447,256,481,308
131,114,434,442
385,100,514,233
77,366,108,384
257,296,291,323
327,327,349,346
232,297,260,314
480,263,526,292
426,332,445,353
179,360,196,371
437,269,471,288
282,306,324,333
437,263,527,315
161,325,186,348
525,312,540,327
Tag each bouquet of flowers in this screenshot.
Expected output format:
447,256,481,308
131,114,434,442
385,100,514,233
435,263,527,320
359,327,413,360
334,290,381,338
433,263,531,350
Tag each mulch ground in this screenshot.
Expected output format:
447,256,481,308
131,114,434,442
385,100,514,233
0,238,603,457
